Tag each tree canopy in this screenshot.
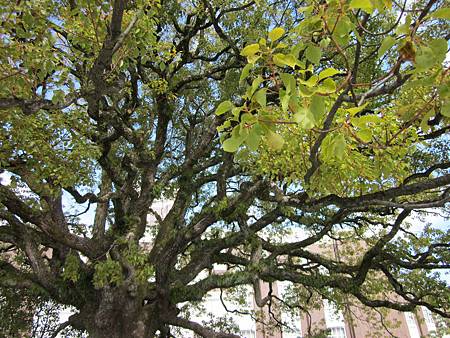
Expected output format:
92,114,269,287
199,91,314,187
0,0,449,337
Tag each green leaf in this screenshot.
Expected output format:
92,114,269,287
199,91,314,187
300,75,318,88
439,84,450,99
333,18,352,45
241,43,260,57
223,136,243,152
275,42,288,50
441,101,450,117
378,36,396,57
318,68,341,80
268,27,285,42
430,8,450,19
296,15,322,35
254,89,267,107
349,0,374,13
298,84,316,97
240,113,256,124
429,39,448,63
249,76,264,97
232,107,242,120
291,42,306,58
289,95,300,113
319,38,331,48
305,45,322,64
217,120,231,132
333,134,346,159
62,253,80,283
51,90,65,104
247,54,261,64
239,123,250,138
346,102,368,116
356,129,372,142
265,131,284,150
246,125,262,151
215,101,234,116
395,15,411,35
293,107,315,129
310,95,326,121
273,53,298,68
280,73,296,94
297,5,313,13
317,78,336,94
420,110,434,133
415,47,435,70
352,114,381,128
280,91,290,112
240,63,253,83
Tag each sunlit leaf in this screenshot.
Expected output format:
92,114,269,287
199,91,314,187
268,27,285,42
318,68,341,80
215,101,234,116
241,43,260,56
349,0,374,13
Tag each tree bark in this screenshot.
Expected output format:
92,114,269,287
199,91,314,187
81,287,155,338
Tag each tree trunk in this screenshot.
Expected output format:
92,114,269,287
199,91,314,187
81,287,157,338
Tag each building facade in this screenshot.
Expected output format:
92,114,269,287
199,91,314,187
147,200,447,338
189,274,444,338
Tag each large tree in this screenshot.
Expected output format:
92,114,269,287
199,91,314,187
0,0,449,337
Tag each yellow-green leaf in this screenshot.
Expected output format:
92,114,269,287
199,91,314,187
293,108,315,129
317,78,336,94
349,0,374,13
280,73,296,94
273,53,298,68
240,63,253,83
249,76,264,97
265,131,284,150
241,43,260,57
215,101,234,116
430,8,450,19
378,36,396,57
356,129,372,142
281,92,290,112
441,101,450,117
300,75,318,88
268,27,285,42
333,134,347,159
346,102,368,116
223,136,243,152
246,125,262,151
305,45,321,64
254,89,267,107
275,42,288,50
318,68,341,80
310,95,326,121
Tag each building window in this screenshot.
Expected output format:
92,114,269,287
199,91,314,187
277,281,302,338
240,329,255,338
329,327,346,338
404,312,420,338
323,300,346,338
422,307,436,332
323,300,345,327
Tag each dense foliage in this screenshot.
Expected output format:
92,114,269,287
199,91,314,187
0,0,449,337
